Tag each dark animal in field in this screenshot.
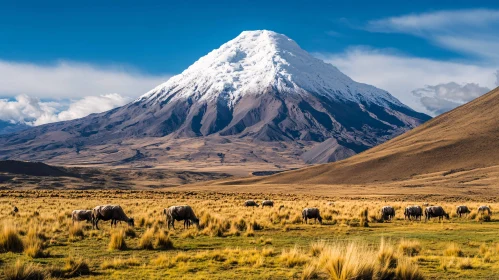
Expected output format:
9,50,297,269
244,200,259,207
164,205,199,230
404,206,422,221
478,205,492,216
92,205,134,230
381,206,396,221
72,210,92,225
424,206,449,221
456,206,471,218
302,208,322,224
262,200,274,207
11,206,19,216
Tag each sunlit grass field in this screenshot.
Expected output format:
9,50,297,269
1,190,498,279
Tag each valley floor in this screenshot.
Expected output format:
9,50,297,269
1,190,499,279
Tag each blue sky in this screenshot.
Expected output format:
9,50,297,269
1,0,499,125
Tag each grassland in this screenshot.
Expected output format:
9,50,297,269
1,190,499,279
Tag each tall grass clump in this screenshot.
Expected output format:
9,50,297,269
310,240,327,257
109,229,127,250
4,260,47,280
124,226,136,238
24,228,49,258
69,223,85,241
444,243,464,257
139,228,155,250
301,261,319,280
279,246,309,268
399,239,422,256
155,230,174,250
308,240,425,280
51,257,91,278
457,258,473,270
395,258,425,280
0,224,24,253
319,242,376,280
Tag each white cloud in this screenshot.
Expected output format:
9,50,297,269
0,60,170,99
317,47,498,115
411,82,490,115
0,94,130,126
366,9,499,61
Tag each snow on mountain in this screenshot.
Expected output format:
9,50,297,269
0,30,430,166
139,30,404,108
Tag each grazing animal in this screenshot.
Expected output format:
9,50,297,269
302,208,323,224
165,205,199,230
72,210,92,225
262,200,274,207
404,206,422,221
92,205,134,230
425,206,449,221
456,206,471,218
478,206,492,216
244,200,259,207
13,206,18,213
381,206,396,221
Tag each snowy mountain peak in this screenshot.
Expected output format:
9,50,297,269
138,30,405,108
0,30,431,167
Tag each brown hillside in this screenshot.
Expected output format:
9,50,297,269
228,87,499,185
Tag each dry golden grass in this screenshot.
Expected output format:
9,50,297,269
399,239,422,257
109,229,127,250
1,190,499,279
279,246,309,268
3,259,46,280
0,224,24,253
444,243,464,257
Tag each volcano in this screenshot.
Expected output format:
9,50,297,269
0,30,429,171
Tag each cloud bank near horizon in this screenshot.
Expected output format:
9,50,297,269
0,60,170,127
318,47,498,116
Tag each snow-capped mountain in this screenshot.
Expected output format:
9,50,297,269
0,30,430,167
139,30,402,108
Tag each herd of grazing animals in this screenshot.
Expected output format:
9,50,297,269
60,201,493,232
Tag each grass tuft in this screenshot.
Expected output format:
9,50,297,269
395,258,425,280
0,224,24,253
155,230,174,250
444,243,464,257
457,258,473,270
69,224,84,241
4,260,47,280
301,261,319,280
138,228,155,250
109,229,127,250
279,246,309,268
399,239,422,256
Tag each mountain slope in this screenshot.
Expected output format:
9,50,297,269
0,30,429,169
236,86,499,184
0,120,29,135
